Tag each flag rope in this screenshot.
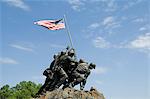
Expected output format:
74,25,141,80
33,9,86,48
63,15,74,48
63,15,77,60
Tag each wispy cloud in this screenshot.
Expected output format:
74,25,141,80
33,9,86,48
139,27,147,31
103,0,117,12
103,16,114,25
92,32,150,54
88,23,100,29
102,16,120,29
66,0,84,11
10,44,34,52
93,66,108,74
3,0,30,11
90,0,118,12
139,24,149,32
66,0,118,12
0,57,18,64
93,36,110,48
132,18,144,23
126,33,150,53
82,22,101,39
82,16,121,39
122,0,143,10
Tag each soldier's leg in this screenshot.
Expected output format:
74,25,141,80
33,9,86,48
47,73,59,91
62,77,73,89
37,77,49,95
43,72,55,91
55,68,68,88
72,78,83,87
44,78,54,91
80,80,86,90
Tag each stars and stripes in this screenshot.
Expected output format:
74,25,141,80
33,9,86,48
34,19,65,30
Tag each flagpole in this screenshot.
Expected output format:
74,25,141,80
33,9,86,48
63,15,77,60
63,14,74,48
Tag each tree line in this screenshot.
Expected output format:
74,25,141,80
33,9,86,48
0,81,41,99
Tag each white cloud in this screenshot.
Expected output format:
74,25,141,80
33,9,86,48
127,33,150,52
66,0,118,12
103,16,114,25
122,0,142,10
90,0,118,12
3,0,30,11
82,16,121,39
102,16,120,29
66,0,84,11
104,0,117,12
82,22,101,39
92,32,150,53
139,27,147,31
139,24,149,31
93,66,107,74
132,18,144,23
10,44,34,52
0,57,18,64
93,36,110,48
89,23,100,29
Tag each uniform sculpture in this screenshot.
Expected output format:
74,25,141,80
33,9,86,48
36,47,96,96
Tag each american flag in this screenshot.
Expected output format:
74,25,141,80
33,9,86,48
34,19,65,30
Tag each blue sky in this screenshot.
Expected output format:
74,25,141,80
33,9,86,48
0,0,150,99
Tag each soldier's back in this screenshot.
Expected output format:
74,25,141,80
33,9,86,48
76,63,89,74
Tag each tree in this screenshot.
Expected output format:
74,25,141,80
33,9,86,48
0,84,12,99
0,81,42,99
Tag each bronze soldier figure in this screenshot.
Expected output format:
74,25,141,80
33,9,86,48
36,48,69,95
64,59,96,90
36,47,96,97
53,48,77,89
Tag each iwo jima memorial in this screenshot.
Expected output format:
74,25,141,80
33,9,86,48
34,15,105,99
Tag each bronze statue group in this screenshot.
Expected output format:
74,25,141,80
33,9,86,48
36,46,96,96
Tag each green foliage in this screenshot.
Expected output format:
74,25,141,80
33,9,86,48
0,81,42,99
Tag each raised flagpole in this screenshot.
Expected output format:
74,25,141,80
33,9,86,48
63,15,74,48
63,15,77,60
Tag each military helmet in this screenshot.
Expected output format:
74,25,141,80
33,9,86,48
68,49,75,55
53,54,57,59
79,59,85,63
89,63,96,69
61,51,66,55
